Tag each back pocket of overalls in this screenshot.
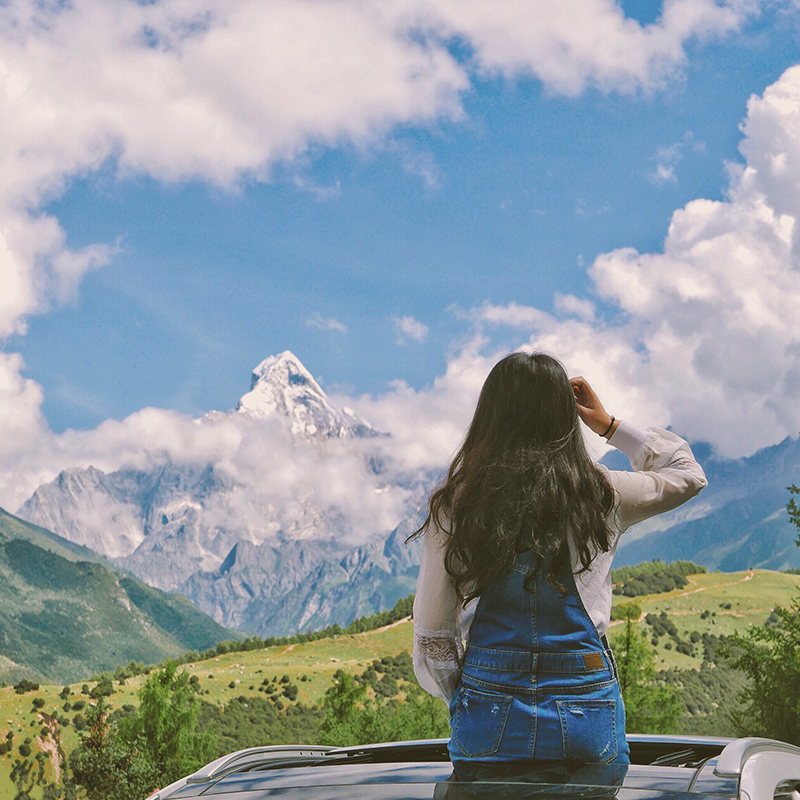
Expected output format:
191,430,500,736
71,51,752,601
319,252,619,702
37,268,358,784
556,699,618,763
453,686,512,758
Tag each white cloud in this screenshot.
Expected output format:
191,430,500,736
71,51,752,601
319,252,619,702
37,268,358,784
0,393,414,547
395,315,429,343
307,313,347,333
648,132,705,185
555,294,596,322
409,0,754,96
6,63,800,534
351,333,497,471
292,177,342,202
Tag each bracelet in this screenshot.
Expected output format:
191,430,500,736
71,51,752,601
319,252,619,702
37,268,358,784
600,416,616,438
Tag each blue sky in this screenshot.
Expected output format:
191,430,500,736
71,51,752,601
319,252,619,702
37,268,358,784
2,0,800,508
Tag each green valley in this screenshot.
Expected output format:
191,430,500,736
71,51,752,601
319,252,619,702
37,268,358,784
0,509,239,685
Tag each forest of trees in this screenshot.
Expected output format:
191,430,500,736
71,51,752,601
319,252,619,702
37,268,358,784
611,560,707,597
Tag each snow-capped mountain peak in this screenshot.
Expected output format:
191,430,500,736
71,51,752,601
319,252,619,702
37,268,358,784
236,350,379,439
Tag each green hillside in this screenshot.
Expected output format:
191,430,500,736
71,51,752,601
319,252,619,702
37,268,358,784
608,568,800,669
0,509,239,685
0,508,111,566
0,567,797,799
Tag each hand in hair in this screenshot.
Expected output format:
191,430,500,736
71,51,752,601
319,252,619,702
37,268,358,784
570,377,619,438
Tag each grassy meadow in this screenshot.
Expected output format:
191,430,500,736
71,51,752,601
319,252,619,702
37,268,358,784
608,568,800,668
0,568,797,798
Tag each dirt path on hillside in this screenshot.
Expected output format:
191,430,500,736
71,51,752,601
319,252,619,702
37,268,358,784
277,643,297,656
371,616,411,634
36,713,63,784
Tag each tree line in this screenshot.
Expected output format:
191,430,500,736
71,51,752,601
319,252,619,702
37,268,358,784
611,560,707,597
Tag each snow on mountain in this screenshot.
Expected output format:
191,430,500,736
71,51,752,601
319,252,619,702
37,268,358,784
236,351,381,439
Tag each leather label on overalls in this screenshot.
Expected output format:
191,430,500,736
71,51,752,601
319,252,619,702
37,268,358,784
583,652,604,671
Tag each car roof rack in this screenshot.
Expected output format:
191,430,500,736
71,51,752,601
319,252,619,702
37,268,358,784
185,744,335,784
167,734,800,800
181,734,739,781
715,737,800,800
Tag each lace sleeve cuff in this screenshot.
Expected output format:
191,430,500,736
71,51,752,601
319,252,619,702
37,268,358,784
414,628,464,670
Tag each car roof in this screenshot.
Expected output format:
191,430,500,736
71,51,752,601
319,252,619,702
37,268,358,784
148,735,800,800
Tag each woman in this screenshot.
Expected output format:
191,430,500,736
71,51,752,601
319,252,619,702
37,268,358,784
412,352,706,768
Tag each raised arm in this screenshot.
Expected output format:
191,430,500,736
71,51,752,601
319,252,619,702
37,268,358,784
605,421,707,532
570,375,707,532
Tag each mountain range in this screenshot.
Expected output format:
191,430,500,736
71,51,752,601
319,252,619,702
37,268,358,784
17,352,424,637
14,351,800,641
614,437,800,570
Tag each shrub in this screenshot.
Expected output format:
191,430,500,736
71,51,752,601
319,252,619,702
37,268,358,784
282,684,298,701
90,678,114,698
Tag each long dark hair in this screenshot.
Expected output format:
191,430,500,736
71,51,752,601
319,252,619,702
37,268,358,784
411,352,615,605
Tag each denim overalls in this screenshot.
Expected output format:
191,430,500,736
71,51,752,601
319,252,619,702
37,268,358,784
448,550,629,767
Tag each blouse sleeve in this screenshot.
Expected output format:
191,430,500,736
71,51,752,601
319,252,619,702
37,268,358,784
413,529,463,702
605,420,708,533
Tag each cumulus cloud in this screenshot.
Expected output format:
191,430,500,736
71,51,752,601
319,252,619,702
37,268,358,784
0,0,756,337
350,333,496,472
395,315,430,343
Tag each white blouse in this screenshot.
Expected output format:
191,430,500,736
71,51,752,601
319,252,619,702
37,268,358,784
412,420,708,702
